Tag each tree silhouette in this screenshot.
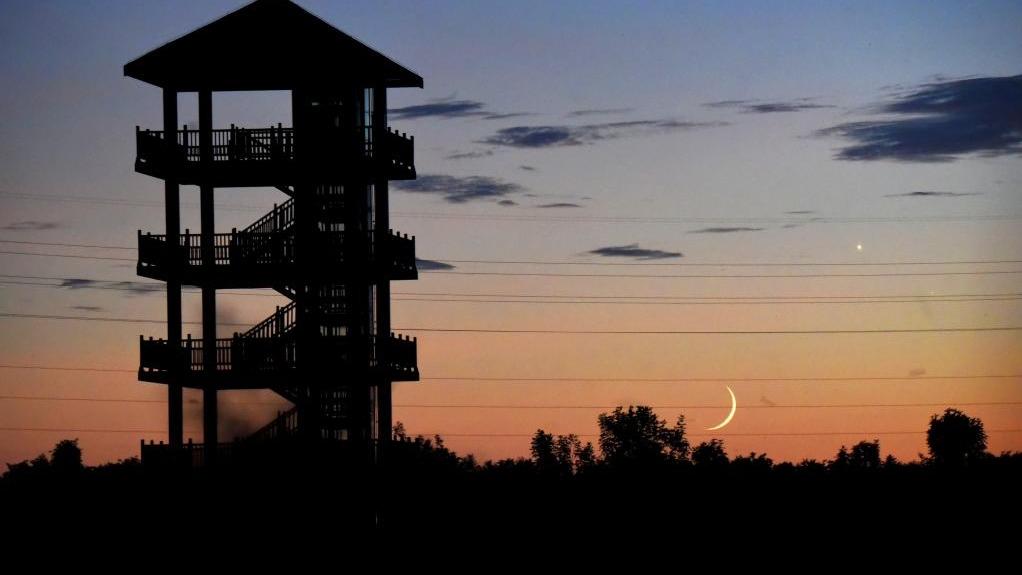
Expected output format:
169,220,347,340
597,405,689,469
692,439,729,469
50,439,83,476
926,408,988,467
531,430,595,476
848,440,881,471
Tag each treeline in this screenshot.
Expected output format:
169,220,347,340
2,406,1019,534
385,406,1018,478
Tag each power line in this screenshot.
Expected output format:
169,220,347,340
391,211,1022,225
420,375,1022,383
422,270,1022,279
2,394,1019,410
5,273,1020,301
0,250,135,262
422,257,1022,268
1,426,1020,437
390,296,1022,306
4,238,1022,268
409,430,1022,438
5,190,1019,224
0,427,196,434
0,313,250,327
5,279,1019,306
399,326,1022,335
0,364,1018,382
5,249,1022,277
0,240,136,251
2,312,1020,333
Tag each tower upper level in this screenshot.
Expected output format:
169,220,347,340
124,0,422,92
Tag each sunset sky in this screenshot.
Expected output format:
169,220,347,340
1,0,1020,467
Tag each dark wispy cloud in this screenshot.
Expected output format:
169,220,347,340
536,202,583,208
497,199,518,206
58,278,161,295
390,98,529,121
519,165,537,172
390,99,485,120
481,119,725,148
110,281,164,295
2,221,60,231
588,244,683,260
703,99,754,108
480,112,533,121
416,258,456,271
59,279,97,289
746,102,834,113
704,99,834,113
817,75,1022,162
394,174,525,204
785,210,816,215
71,305,103,312
884,191,981,198
445,149,494,160
568,108,634,117
688,227,764,234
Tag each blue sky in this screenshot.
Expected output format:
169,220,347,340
0,0,1020,465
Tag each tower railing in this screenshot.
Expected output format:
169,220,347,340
139,333,418,384
135,124,414,178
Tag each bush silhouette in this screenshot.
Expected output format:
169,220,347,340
926,408,988,467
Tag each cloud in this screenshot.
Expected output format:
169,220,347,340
390,99,486,120
481,119,726,148
416,258,456,271
109,281,164,295
588,243,683,260
745,102,834,113
58,277,161,295
688,227,764,233
568,108,634,117
445,149,494,160
2,221,60,231
785,210,816,215
817,75,1022,162
703,99,755,108
480,112,534,121
884,191,981,198
59,278,96,289
70,305,103,312
497,199,518,206
394,174,524,203
519,165,537,171
389,98,529,121
704,99,834,113
536,202,583,208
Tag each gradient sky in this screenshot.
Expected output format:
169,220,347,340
1,0,1020,466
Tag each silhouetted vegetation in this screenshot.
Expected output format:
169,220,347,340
3,406,1020,535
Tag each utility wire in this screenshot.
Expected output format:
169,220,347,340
2,426,1020,437
3,238,1022,268
1,394,1019,410
0,363,1018,382
4,190,1019,224
5,279,1020,306
3,250,1021,277
5,273,1021,301
1,312,1020,333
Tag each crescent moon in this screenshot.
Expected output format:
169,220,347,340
705,386,737,431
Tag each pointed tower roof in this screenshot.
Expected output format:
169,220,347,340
124,0,422,91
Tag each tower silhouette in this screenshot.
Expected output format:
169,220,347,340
127,0,422,465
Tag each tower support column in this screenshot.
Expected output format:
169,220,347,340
163,87,183,448
199,89,218,458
